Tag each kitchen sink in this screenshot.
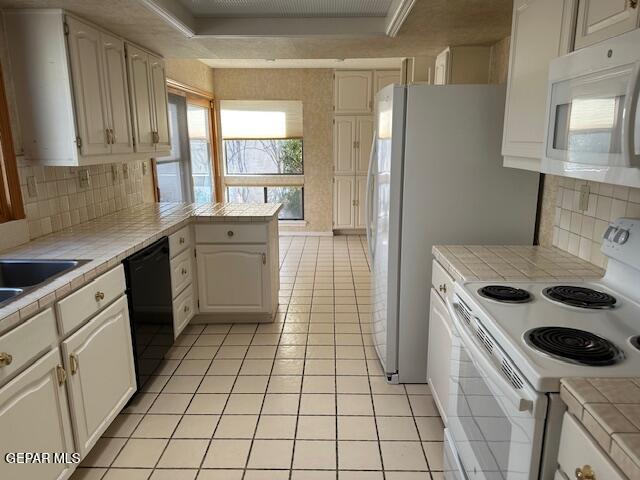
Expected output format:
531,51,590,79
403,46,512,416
0,259,89,307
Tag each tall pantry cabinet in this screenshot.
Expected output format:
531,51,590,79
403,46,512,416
333,69,400,231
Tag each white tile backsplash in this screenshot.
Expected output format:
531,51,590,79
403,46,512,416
17,158,147,240
552,177,640,268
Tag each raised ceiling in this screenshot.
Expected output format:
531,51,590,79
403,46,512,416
0,0,513,60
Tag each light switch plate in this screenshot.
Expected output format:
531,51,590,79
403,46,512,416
26,175,38,198
579,184,590,211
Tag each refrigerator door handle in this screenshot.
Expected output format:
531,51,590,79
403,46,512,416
365,130,377,261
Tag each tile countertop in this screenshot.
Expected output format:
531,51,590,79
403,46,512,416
432,245,604,282
561,378,640,479
0,202,281,335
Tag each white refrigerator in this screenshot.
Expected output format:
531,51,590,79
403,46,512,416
366,84,540,383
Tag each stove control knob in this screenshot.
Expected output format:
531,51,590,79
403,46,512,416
604,225,618,241
614,229,630,244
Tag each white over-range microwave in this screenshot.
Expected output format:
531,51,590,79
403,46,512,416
542,28,640,188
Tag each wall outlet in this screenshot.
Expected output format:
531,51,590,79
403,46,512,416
122,163,129,179
578,184,590,211
78,168,90,188
26,175,38,198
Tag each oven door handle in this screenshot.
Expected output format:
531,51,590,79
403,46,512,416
446,298,536,414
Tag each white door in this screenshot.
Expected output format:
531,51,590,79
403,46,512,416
502,0,576,166
0,348,75,480
434,49,450,85
126,44,155,153
101,32,133,154
356,116,375,175
334,116,356,174
150,54,171,151
196,244,269,313
574,0,640,49
355,175,367,229
333,176,355,229
65,17,110,156
426,289,453,424
334,71,373,114
62,296,136,456
374,70,401,94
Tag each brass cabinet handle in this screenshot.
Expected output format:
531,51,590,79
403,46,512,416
56,365,67,385
105,128,111,144
179,237,185,244
181,267,188,275
0,352,13,367
95,291,105,301
439,284,447,294
69,354,79,375
183,305,190,313
227,230,234,237
109,128,116,144
575,465,596,480
262,253,266,265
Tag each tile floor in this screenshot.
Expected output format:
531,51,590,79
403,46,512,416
72,236,444,480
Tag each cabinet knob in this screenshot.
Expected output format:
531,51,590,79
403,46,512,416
95,291,105,301
0,352,13,367
227,230,234,237
439,284,447,294
575,465,596,480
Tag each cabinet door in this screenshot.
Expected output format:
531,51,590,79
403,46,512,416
374,70,401,94
0,348,75,480
101,32,133,154
502,0,577,169
356,116,374,175
149,54,171,151
126,44,155,153
65,17,110,156
434,49,450,85
333,176,355,229
355,176,368,229
62,296,136,456
575,0,639,49
334,116,356,174
196,244,269,313
427,288,453,424
334,71,373,114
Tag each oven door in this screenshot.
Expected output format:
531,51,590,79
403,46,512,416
445,298,547,480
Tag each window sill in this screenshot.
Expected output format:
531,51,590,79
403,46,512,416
279,220,307,227
224,175,304,186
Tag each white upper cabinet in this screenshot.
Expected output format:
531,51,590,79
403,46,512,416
502,0,577,171
434,46,491,85
334,116,357,174
3,10,168,166
334,71,373,114
434,49,450,85
374,70,401,94
356,116,374,175
333,176,356,229
574,0,640,49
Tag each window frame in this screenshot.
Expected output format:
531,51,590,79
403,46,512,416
222,137,304,176
0,61,24,223
226,185,305,221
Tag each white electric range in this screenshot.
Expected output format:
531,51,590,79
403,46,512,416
443,217,640,480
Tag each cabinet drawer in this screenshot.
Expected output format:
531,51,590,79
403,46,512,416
432,259,454,301
173,284,195,339
558,413,625,480
169,226,192,258
0,308,57,385
195,224,267,244
170,248,193,298
56,264,126,335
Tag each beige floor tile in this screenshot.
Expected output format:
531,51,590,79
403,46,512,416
338,440,382,470
244,471,289,480
202,439,252,468
262,393,300,414
335,346,365,359
112,439,168,468
380,441,428,471
276,345,307,359
216,345,249,359
141,376,170,393
232,375,269,393
300,394,336,415
293,440,337,469
339,472,384,480
230,324,258,334
303,375,336,393
162,376,202,393
336,376,370,394
370,377,406,395
280,333,308,345
197,470,243,480
255,415,298,439
337,394,374,416
272,359,305,375
103,414,143,438
149,469,198,480
405,384,431,395
304,359,335,375
197,375,235,393
223,333,253,345
247,439,294,468
415,417,444,441
267,375,303,393
157,439,208,468
337,416,377,440
409,395,439,417
306,346,335,359
102,469,152,480
384,473,431,479
69,468,107,480
185,346,219,360
132,414,180,438
372,395,412,416
174,360,211,376
185,394,228,414
252,333,281,345
239,359,274,375
214,415,259,438
123,393,158,414
297,415,337,440
291,470,336,480
148,394,193,414
336,359,367,375
223,393,265,414
422,441,444,470
246,345,278,359
207,359,242,375
80,438,127,468
377,417,420,441
194,334,225,347
173,415,219,438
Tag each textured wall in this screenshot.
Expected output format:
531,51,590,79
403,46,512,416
212,68,334,233
489,36,511,84
165,59,215,93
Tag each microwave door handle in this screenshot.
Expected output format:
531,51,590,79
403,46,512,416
445,298,535,413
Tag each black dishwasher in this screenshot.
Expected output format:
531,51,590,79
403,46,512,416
122,236,174,391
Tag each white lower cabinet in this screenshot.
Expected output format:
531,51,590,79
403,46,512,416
61,296,136,456
355,176,368,229
196,244,269,313
427,288,453,424
0,348,75,480
334,175,368,230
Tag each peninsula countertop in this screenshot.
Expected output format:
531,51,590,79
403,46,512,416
0,202,281,334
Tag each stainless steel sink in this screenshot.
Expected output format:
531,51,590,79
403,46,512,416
0,259,89,307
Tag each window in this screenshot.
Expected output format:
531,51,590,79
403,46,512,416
0,62,23,223
227,186,304,220
220,100,305,220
